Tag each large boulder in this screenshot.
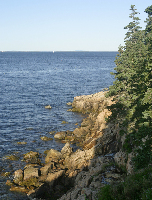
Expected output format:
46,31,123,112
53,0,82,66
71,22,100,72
45,149,62,163
24,167,40,180
64,148,94,170
13,169,23,184
54,131,66,140
61,142,73,158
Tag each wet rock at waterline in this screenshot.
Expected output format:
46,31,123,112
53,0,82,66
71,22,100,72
45,105,52,109
54,130,78,143
67,102,72,106
17,141,27,145
4,154,19,161
23,151,41,165
13,169,23,184
40,136,53,141
54,131,67,140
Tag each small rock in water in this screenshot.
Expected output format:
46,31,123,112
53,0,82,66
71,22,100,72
17,141,27,145
61,121,68,124
67,102,72,106
1,172,11,177
49,131,55,135
54,131,66,140
45,105,52,109
5,155,19,161
40,136,53,141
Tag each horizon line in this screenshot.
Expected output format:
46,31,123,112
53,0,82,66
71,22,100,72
0,50,118,52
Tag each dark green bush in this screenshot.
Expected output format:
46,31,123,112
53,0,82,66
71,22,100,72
98,166,152,200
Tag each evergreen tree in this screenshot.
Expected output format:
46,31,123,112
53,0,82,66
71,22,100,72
107,5,152,170
108,5,144,124
142,5,152,124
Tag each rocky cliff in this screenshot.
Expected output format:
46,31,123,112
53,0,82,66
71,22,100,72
6,91,133,200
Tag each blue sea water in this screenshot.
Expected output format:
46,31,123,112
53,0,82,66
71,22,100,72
0,51,117,199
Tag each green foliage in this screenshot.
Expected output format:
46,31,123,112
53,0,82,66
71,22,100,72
107,4,152,170
141,188,152,200
98,4,152,200
98,166,152,200
145,5,152,34
124,5,141,40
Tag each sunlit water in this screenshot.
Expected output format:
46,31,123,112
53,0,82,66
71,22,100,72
0,51,117,199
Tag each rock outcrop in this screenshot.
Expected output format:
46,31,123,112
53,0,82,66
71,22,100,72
71,91,110,113
6,90,133,199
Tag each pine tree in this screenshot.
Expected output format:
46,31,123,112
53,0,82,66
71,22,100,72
142,5,152,124
107,5,152,170
108,5,144,125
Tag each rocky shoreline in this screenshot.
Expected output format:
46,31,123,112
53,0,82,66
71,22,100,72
6,91,133,200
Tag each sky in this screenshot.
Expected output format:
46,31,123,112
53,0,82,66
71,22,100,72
0,0,151,51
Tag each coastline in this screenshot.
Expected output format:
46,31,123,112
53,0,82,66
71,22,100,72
6,90,132,200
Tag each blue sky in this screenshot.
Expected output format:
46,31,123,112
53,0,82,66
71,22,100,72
0,0,151,51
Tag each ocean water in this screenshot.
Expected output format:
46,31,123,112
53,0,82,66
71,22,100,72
0,51,117,199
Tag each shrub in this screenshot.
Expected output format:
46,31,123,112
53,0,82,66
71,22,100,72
98,166,152,200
